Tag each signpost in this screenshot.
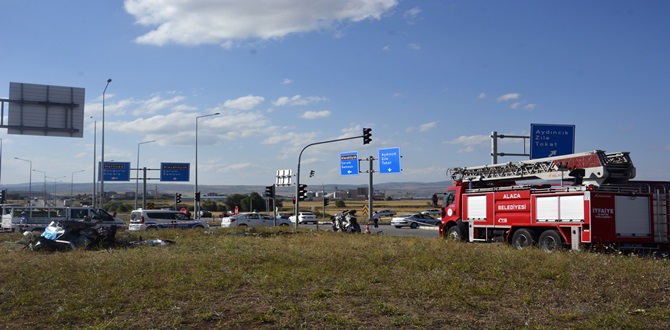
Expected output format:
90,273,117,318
340,152,359,176
530,124,575,159
378,147,401,174
160,163,190,182
99,162,131,181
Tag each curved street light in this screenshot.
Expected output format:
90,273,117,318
101,78,112,208
135,140,156,209
195,112,220,219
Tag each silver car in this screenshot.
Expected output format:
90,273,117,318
288,212,318,224
391,213,440,229
221,212,292,227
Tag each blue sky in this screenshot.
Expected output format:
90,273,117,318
1,0,668,190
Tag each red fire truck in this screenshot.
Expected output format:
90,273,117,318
438,150,670,251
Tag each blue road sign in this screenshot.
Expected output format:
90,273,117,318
99,162,131,181
378,147,401,174
160,162,190,182
530,123,575,159
340,152,359,176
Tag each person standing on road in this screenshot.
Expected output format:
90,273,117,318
373,211,380,228
20,211,29,231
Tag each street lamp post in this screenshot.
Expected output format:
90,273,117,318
33,169,47,205
14,157,32,210
71,170,85,198
135,140,156,209
101,78,112,209
91,117,97,208
195,112,220,219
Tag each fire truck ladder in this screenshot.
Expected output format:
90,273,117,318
448,150,636,186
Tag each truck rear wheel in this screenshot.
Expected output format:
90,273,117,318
511,229,536,249
538,230,564,252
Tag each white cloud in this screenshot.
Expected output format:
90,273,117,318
406,121,437,133
301,110,331,119
282,78,293,85
444,135,489,152
418,121,437,132
478,92,487,99
135,94,187,115
523,103,536,110
408,43,421,50
223,95,264,110
404,7,421,20
124,0,399,46
496,93,520,102
273,95,327,106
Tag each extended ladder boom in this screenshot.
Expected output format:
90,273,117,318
448,150,635,186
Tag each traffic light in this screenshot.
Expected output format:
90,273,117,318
298,184,307,201
432,193,438,208
292,197,296,205
175,193,182,204
309,170,315,177
363,127,372,145
264,185,275,198
195,192,201,202
323,198,329,206
0,189,5,204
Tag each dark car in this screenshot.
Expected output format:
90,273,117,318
199,210,212,218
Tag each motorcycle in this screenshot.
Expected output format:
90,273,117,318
331,210,361,233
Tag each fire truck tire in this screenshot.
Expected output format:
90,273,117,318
511,229,536,249
538,230,564,252
445,225,462,241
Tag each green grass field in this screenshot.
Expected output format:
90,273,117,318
2,227,670,329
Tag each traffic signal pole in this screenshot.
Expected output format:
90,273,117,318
295,132,367,229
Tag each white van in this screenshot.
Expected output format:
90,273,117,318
0,204,125,232
129,209,209,231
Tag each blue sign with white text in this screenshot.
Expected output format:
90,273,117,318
340,152,359,176
160,162,190,182
378,147,401,174
530,123,575,159
99,162,131,181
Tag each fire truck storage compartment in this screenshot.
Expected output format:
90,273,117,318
614,195,651,238
535,194,585,223
465,195,487,220
589,192,653,242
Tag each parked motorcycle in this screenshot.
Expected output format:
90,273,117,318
331,210,361,233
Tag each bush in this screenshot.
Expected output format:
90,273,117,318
335,200,346,207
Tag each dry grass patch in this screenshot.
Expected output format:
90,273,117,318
1,228,670,328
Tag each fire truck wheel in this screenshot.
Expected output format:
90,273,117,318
511,229,536,249
445,225,462,241
538,230,564,252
